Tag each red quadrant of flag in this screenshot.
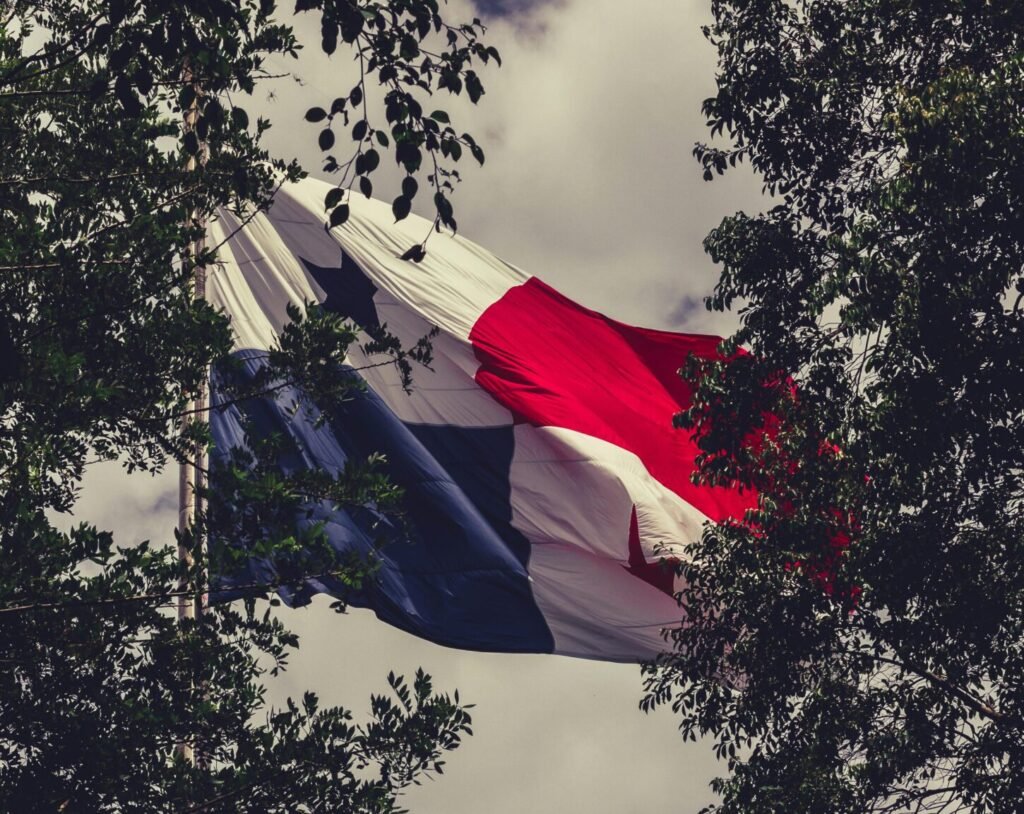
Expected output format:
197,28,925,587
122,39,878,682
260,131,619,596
470,277,757,525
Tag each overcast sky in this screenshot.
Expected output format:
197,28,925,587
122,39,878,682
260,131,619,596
74,2,765,812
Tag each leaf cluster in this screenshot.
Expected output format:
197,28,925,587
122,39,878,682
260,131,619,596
645,3,1024,812
298,0,493,246
1,1,486,809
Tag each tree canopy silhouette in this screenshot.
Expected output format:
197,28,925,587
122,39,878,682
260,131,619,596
0,1,497,809
645,3,1024,812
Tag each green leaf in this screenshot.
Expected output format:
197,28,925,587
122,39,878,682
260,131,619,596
434,191,453,226
400,34,420,60
179,84,197,110
465,71,484,104
324,187,344,210
395,141,421,173
329,203,350,228
132,66,153,97
92,23,113,47
114,75,142,116
392,195,412,222
362,148,380,172
204,98,225,125
400,244,426,263
321,20,339,55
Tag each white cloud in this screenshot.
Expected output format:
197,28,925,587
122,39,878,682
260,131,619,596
442,0,762,337
62,460,177,545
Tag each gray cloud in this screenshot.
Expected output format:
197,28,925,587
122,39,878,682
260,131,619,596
420,0,762,336
666,294,708,329
470,0,562,19
69,1,770,811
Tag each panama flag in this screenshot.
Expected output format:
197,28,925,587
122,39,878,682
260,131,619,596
207,178,753,662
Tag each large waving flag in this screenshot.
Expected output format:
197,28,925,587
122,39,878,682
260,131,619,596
207,178,753,661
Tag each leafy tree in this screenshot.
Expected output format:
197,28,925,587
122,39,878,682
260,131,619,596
643,3,1024,812
0,0,496,809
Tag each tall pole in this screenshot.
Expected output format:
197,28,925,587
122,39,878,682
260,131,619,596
177,57,207,767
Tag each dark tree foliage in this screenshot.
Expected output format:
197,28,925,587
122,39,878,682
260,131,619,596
0,1,496,810
297,0,494,238
643,3,1024,813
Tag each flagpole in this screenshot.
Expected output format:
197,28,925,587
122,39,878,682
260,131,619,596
176,57,207,768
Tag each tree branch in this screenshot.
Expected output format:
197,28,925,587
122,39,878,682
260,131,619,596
0,567,361,617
